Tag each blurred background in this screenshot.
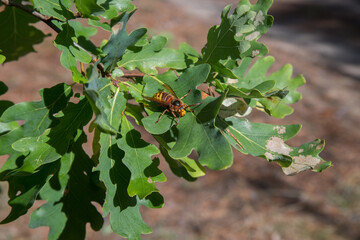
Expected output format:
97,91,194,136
0,0,359,239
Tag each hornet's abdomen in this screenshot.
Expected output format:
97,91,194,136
153,91,173,106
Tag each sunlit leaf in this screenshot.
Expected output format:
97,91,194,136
0,54,5,63
94,91,162,238
54,23,93,83
119,116,161,199
84,66,120,134
32,0,73,21
217,117,331,174
201,0,273,64
101,11,147,71
118,35,186,74
74,0,103,18
99,0,135,19
232,56,305,117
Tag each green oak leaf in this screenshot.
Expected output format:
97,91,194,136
160,144,205,178
88,18,112,31
125,103,144,125
0,81,14,116
0,7,48,61
99,0,135,19
53,131,104,240
29,153,74,240
118,35,186,74
11,130,61,173
101,11,147,71
0,121,18,135
142,64,211,132
0,54,5,63
168,97,233,171
30,203,66,240
96,134,154,238
84,66,122,134
232,56,305,118
0,162,56,224
218,98,252,119
29,131,104,239
216,117,331,174
94,91,162,238
118,115,161,199
0,83,72,179
179,42,201,66
201,0,273,64
0,128,24,179
32,0,74,21
282,139,331,175
54,22,95,83
10,97,92,174
158,144,197,182
68,20,100,55
125,82,144,101
141,64,232,170
0,83,73,137
74,0,103,18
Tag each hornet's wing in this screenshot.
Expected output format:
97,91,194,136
163,83,178,99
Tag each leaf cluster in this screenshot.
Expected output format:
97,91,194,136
0,0,331,239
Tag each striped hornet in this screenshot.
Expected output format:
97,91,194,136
143,84,201,126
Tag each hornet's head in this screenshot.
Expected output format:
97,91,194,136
171,100,186,117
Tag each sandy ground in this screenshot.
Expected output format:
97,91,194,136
0,0,359,239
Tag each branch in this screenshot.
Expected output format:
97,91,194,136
122,73,145,78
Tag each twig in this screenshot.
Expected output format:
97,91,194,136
122,73,145,78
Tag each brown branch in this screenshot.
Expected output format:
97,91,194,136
122,73,145,78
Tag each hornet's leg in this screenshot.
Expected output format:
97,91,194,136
168,111,181,126
185,103,201,112
156,109,169,124
180,89,192,100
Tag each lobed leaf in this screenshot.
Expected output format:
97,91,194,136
0,54,6,64
0,7,48,62
57,132,105,239
168,96,233,170
0,162,56,224
7,96,92,175
54,22,97,83
0,81,14,116
231,56,305,118
99,0,135,19
0,83,72,139
84,66,121,134
32,0,74,21
29,153,74,240
142,64,233,170
217,117,331,175
74,0,103,18
118,35,186,74
101,11,147,71
118,116,162,199
201,0,273,64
